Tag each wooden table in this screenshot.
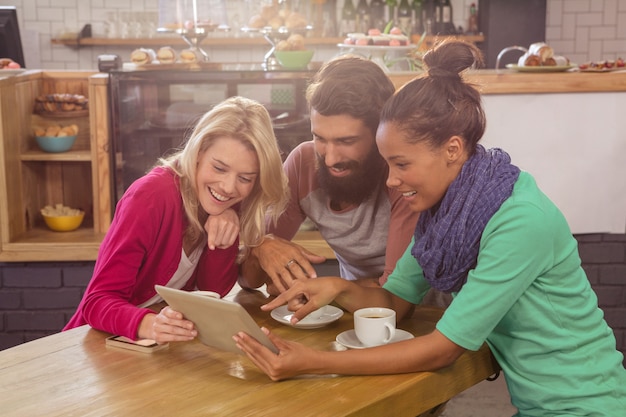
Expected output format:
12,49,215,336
0,287,499,417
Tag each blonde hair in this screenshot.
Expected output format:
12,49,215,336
161,96,289,251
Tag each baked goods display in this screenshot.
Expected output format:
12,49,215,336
159,18,219,32
342,27,410,46
246,4,308,30
156,46,177,64
179,48,203,63
0,57,21,69
130,48,157,65
34,93,88,114
578,57,625,71
275,33,306,52
41,204,84,217
33,123,79,138
517,42,570,67
129,47,211,66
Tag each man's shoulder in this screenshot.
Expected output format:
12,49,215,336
284,141,318,183
287,140,316,162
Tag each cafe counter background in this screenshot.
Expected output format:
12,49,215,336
10,0,626,70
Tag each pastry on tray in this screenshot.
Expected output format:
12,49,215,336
517,42,569,67
34,93,88,113
130,48,156,65
156,46,177,64
179,48,203,64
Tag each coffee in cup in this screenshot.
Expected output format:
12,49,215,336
353,307,396,347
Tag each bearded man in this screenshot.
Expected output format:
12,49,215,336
241,55,419,291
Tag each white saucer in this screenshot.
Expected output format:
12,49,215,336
335,329,414,349
270,305,344,329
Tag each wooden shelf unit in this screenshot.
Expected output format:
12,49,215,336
0,71,111,261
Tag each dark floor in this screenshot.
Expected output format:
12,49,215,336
441,373,517,417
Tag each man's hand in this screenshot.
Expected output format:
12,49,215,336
205,208,239,250
251,235,326,293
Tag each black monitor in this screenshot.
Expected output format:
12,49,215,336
0,6,25,68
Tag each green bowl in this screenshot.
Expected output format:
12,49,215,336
274,50,314,69
35,135,77,153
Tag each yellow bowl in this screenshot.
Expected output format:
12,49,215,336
42,212,85,232
274,50,314,69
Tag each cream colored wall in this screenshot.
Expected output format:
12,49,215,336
5,0,626,69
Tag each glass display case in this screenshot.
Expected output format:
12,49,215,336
108,65,313,202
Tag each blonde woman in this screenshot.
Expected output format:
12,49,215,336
65,96,288,344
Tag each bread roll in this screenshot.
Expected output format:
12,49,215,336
267,16,283,30
35,124,78,138
59,125,77,136
130,48,156,65
60,102,76,111
248,14,266,29
285,12,307,30
156,46,177,64
543,57,556,66
260,5,278,21
45,125,61,137
287,33,305,50
179,48,203,63
518,53,541,67
275,40,290,51
528,42,554,64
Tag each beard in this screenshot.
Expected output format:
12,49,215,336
316,147,387,206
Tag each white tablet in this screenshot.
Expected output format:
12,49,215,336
155,285,278,355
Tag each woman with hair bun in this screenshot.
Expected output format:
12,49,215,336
234,41,626,415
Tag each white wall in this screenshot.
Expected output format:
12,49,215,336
3,0,626,69
481,92,626,234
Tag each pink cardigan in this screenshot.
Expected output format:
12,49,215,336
64,167,239,339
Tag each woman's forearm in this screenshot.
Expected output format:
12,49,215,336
313,330,464,376
334,279,396,313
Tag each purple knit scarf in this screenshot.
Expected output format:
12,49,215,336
411,145,520,293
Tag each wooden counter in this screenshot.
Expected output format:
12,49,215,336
389,69,626,93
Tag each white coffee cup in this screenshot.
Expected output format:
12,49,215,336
353,307,396,347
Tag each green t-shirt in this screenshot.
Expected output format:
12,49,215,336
384,172,626,416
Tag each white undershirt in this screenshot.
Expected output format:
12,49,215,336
137,246,203,308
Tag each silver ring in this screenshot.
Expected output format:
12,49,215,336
285,259,296,268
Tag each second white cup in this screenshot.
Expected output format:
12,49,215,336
353,307,396,347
